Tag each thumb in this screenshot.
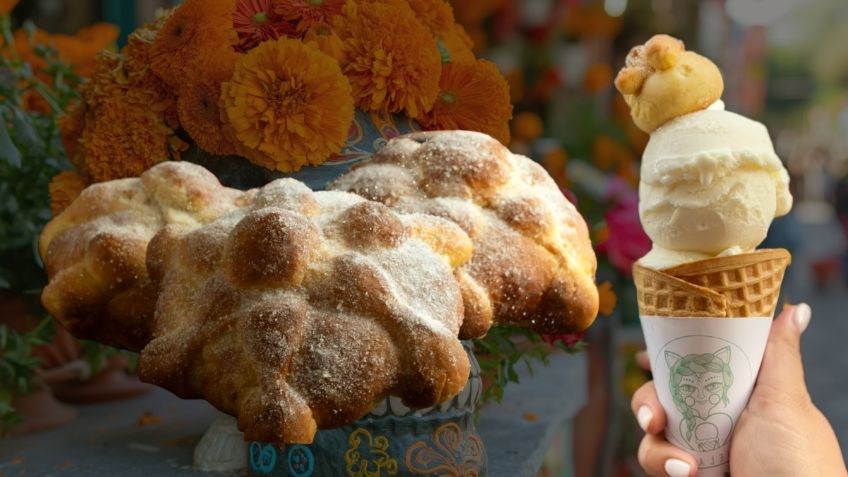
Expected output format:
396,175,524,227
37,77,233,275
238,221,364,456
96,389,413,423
753,303,811,402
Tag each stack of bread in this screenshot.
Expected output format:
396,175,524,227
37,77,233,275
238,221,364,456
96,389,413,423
39,131,599,444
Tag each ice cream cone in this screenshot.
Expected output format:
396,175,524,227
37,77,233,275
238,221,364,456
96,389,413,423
634,249,791,476
633,248,791,318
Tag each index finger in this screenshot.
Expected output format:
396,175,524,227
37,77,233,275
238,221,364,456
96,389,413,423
632,380,667,435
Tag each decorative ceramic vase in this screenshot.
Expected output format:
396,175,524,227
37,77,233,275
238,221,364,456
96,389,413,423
246,342,486,477
185,109,420,191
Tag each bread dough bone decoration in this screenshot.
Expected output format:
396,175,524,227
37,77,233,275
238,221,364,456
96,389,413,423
615,34,792,270
38,131,600,444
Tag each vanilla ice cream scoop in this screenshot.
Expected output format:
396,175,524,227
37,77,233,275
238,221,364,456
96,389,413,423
638,101,792,269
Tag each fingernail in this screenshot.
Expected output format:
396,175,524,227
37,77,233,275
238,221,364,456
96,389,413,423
664,458,691,477
794,303,811,333
636,405,653,432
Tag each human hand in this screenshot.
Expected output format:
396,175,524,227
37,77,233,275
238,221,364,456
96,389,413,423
631,304,847,477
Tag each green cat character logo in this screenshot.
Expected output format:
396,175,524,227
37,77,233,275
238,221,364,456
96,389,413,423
666,346,734,452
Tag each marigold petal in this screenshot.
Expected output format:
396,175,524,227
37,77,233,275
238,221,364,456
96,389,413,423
334,1,441,117
48,171,88,216
417,59,512,144
220,38,354,172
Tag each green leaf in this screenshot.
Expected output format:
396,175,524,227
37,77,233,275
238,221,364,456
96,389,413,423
12,108,38,147
0,123,22,168
507,365,519,383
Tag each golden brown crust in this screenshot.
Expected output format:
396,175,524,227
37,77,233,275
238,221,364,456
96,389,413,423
38,164,245,351
614,34,724,132
40,162,477,444
141,180,472,443
632,249,791,318
331,131,600,337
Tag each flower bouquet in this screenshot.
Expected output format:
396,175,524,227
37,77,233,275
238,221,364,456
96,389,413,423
57,0,512,192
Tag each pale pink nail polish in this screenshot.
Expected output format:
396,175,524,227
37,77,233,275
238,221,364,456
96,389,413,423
664,458,691,477
636,405,653,432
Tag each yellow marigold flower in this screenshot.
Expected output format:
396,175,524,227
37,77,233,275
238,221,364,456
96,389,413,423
273,0,346,33
417,59,512,145
80,97,173,182
0,0,19,15
178,53,238,156
149,0,238,90
220,38,354,172
49,171,88,216
303,22,344,62
597,281,617,317
334,1,441,117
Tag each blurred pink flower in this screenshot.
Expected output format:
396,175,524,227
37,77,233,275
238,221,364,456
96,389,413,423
596,179,651,277
560,186,578,207
542,332,585,348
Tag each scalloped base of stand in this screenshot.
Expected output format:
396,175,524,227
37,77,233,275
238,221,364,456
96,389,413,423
245,342,486,477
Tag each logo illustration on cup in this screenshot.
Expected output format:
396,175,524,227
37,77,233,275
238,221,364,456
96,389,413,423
666,346,734,453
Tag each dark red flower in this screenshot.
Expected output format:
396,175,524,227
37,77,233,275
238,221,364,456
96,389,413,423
233,0,295,52
542,332,585,348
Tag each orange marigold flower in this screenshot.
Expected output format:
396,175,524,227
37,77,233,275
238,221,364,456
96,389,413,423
417,59,512,145
149,0,238,89
8,24,118,79
406,0,454,36
20,89,51,114
59,101,87,168
303,22,343,62
234,0,294,51
583,62,612,93
438,23,475,64
597,281,617,316
0,0,19,15
511,111,543,142
334,1,441,117
541,147,569,188
220,38,354,172
52,23,120,77
124,7,174,72
178,53,238,155
48,171,88,216
451,0,502,25
80,97,173,182
273,0,346,33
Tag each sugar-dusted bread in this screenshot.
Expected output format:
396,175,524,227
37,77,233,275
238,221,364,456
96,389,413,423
331,131,599,337
38,163,249,351
142,179,471,443
614,34,723,132
40,161,474,443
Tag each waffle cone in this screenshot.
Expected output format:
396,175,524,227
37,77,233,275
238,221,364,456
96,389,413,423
632,249,791,318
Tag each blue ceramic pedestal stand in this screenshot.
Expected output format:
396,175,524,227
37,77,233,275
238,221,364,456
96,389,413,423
247,342,486,477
